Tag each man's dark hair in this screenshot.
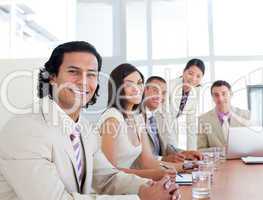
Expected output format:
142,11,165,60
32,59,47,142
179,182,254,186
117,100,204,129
38,41,102,107
107,63,144,117
146,76,166,85
211,80,232,94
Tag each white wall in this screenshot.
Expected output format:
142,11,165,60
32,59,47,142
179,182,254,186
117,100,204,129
0,58,46,130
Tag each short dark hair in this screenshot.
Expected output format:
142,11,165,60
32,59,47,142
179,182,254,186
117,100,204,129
211,80,232,94
146,76,166,84
184,58,205,75
107,63,144,117
38,41,102,107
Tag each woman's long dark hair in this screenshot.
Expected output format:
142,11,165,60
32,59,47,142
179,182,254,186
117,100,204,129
107,63,144,117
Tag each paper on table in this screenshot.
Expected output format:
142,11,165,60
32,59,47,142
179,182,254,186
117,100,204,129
241,156,263,164
176,173,192,185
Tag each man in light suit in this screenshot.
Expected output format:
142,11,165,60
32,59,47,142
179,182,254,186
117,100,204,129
197,80,250,149
0,41,180,200
143,76,202,163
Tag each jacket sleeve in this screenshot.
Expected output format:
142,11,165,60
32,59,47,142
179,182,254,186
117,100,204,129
0,117,141,200
92,149,149,195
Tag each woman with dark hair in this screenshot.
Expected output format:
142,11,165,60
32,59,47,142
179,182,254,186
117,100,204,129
97,63,185,181
168,58,205,150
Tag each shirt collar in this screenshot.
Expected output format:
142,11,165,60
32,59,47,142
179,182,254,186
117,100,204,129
145,106,161,119
50,98,83,137
216,109,231,124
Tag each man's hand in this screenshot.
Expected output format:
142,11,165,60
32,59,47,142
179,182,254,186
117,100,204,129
181,150,203,161
149,168,177,181
162,150,203,163
162,154,185,163
139,176,180,200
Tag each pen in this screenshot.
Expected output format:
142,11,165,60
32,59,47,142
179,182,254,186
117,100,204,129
169,144,179,152
159,163,183,178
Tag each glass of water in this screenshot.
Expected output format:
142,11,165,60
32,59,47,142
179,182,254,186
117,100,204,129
192,171,211,199
203,148,220,170
215,147,226,163
198,160,215,183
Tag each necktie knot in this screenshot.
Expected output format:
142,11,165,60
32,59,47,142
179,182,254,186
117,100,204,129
222,114,231,123
149,115,157,126
149,115,155,123
223,115,228,121
70,125,81,141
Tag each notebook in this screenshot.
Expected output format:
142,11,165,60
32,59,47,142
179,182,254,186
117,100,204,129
241,156,263,164
176,173,192,185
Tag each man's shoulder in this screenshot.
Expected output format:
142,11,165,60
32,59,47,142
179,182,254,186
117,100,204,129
199,109,215,120
1,112,46,133
231,106,250,120
0,112,52,159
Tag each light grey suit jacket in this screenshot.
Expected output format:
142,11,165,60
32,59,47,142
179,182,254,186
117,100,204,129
0,99,147,200
197,107,250,149
144,109,178,157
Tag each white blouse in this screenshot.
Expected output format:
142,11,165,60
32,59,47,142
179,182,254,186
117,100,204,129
97,108,145,169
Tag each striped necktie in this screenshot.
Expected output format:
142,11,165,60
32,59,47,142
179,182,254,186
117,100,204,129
149,115,161,156
70,126,84,186
222,115,230,141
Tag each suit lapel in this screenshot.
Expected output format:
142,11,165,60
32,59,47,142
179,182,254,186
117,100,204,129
40,98,82,191
146,124,156,147
79,121,95,193
61,126,81,191
155,112,166,155
143,112,155,146
79,135,89,193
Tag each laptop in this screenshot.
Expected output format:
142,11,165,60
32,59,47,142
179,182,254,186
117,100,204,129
227,127,263,159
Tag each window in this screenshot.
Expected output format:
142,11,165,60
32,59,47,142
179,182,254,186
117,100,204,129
187,0,209,57
152,0,209,59
77,1,113,57
126,1,147,60
0,0,75,58
0,13,9,58
248,85,263,126
152,64,185,79
213,0,263,56
215,61,263,109
152,0,188,59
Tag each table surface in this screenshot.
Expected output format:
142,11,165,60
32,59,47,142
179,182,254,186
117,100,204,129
179,160,263,200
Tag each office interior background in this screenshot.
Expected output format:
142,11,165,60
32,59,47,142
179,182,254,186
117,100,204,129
1,0,263,149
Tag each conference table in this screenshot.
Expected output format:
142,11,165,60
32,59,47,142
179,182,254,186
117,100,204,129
179,160,263,200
